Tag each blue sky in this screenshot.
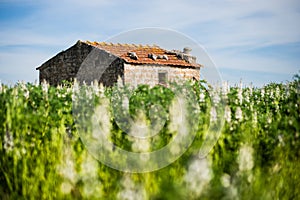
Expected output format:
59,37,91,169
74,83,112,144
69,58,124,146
0,0,299,87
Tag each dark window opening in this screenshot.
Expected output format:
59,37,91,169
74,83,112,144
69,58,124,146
158,72,167,84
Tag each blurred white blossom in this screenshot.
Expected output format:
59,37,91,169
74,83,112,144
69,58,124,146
86,88,93,100
249,83,253,96
261,89,265,98
91,80,99,94
122,97,129,110
278,135,285,146
221,173,231,188
222,81,230,96
4,132,14,152
210,107,217,123
57,149,77,185
252,111,257,125
275,86,280,98
92,98,111,140
237,144,254,171
226,185,238,200
131,138,150,153
224,106,231,123
117,175,146,200
41,80,49,93
60,181,73,194
79,151,102,198
168,97,187,135
235,107,243,121
19,81,30,99
237,89,243,105
168,97,189,156
213,92,221,104
267,115,272,124
199,92,205,102
80,152,99,178
184,157,213,197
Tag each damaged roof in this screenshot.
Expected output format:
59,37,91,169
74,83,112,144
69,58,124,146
36,40,202,70
83,40,201,68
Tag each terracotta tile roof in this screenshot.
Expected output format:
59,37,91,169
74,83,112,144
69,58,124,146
83,41,201,68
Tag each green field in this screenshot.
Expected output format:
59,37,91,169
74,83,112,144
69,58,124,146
0,75,299,199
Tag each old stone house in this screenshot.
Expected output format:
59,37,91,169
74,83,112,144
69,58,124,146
36,40,202,86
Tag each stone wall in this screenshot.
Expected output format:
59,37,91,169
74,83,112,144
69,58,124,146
38,41,93,85
75,47,123,86
37,41,125,86
124,63,200,87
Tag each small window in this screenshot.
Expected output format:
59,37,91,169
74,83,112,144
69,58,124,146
158,71,167,85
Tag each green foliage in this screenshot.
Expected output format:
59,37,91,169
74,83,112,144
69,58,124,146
0,77,299,199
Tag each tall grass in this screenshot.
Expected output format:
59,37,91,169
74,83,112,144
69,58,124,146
0,76,299,199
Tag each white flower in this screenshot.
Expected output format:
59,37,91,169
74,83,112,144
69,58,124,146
168,96,187,134
41,80,49,93
78,152,102,198
117,175,146,200
86,88,93,100
235,107,243,121
82,179,102,198
117,76,124,87
128,110,150,139
267,116,272,124
57,150,77,184
60,181,73,194
224,106,231,123
91,80,100,94
184,157,213,197
80,153,98,179
18,82,30,99
272,163,281,173
72,79,79,93
213,92,221,104
237,89,243,105
99,83,105,97
221,173,231,188
227,185,238,199
24,89,30,99
261,89,265,98
244,91,250,103
92,98,111,140
122,97,129,110
131,138,150,153
278,135,285,146
275,86,280,98
210,107,217,123
249,83,253,96
237,144,254,171
222,81,230,96
199,92,205,102
72,79,80,101
252,111,257,124
4,132,14,152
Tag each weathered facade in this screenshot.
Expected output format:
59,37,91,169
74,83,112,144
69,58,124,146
36,40,202,87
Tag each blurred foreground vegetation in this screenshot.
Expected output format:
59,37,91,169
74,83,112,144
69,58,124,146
0,76,299,199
